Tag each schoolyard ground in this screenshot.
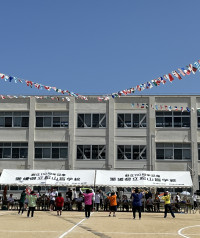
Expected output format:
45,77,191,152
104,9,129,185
0,210,200,238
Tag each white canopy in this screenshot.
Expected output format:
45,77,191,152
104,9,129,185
0,169,193,188
95,170,193,188
0,169,95,187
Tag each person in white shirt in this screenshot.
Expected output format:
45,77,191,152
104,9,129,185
7,194,15,210
192,193,198,209
95,190,101,211
49,189,58,211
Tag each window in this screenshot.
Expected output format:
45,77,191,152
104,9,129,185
35,143,68,159
77,145,106,160
117,145,146,160
117,114,146,128
36,112,69,128
77,114,106,128
197,110,200,128
156,143,191,160
0,112,29,127
156,111,190,128
0,143,28,159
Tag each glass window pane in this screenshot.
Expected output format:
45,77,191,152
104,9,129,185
44,117,51,127
12,148,19,158
0,148,2,158
52,148,59,158
83,145,91,159
99,145,106,159
133,114,139,128
60,148,68,158
183,149,191,160
0,117,4,127
5,117,12,127
174,117,181,127
85,114,91,127
92,145,98,159
3,148,11,158
53,117,60,127
43,148,51,158
164,117,172,127
165,149,173,159
124,114,131,127
156,149,164,160
60,117,68,127
22,117,29,127
140,146,146,159
92,114,99,128
156,117,163,127
13,117,21,127
117,145,124,160
36,117,43,127
20,148,28,158
118,114,124,128
35,148,42,158
78,114,84,127
77,145,83,159
133,145,139,159
125,145,131,159
174,149,182,160
100,114,106,128
182,117,190,127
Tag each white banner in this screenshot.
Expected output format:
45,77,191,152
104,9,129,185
0,169,95,187
95,170,193,188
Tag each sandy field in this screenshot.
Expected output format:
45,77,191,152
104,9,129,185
0,210,199,238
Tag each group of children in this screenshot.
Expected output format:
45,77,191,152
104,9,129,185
13,187,176,219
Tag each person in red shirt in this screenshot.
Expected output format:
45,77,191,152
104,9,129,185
107,192,117,217
55,192,64,216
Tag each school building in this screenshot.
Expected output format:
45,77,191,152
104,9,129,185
0,95,199,192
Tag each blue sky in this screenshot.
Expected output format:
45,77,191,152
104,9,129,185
0,0,200,97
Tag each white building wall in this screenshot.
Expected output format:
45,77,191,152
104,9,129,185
0,95,199,191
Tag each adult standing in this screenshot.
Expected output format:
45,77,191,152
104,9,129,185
192,193,198,209
26,191,37,218
80,188,94,218
55,192,64,216
18,190,26,214
131,188,144,219
162,191,175,218
95,190,101,212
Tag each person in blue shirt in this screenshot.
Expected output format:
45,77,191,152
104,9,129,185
131,188,144,219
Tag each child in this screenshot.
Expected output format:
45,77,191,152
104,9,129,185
55,192,64,216
107,192,117,217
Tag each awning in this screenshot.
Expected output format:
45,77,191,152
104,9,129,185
95,170,193,188
0,169,96,187
0,169,193,188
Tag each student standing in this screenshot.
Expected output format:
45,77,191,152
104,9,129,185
55,192,64,216
18,190,26,214
26,191,37,218
131,188,144,219
107,192,117,217
162,191,175,218
80,188,94,218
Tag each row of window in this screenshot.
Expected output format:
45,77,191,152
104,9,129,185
0,143,196,161
0,111,196,128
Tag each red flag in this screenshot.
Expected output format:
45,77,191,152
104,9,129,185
168,73,174,82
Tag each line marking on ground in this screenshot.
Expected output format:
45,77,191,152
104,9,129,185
58,218,85,238
178,225,200,238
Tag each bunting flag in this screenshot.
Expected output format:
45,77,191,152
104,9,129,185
0,59,199,101
111,59,200,99
129,102,197,112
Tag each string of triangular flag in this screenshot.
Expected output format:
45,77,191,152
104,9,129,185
131,103,199,112
0,73,88,101
0,95,71,101
110,59,200,99
0,59,200,101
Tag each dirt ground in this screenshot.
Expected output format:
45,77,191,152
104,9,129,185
0,210,200,238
